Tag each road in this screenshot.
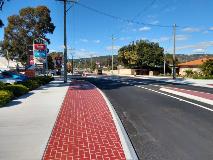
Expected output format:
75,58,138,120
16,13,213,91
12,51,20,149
83,76,213,160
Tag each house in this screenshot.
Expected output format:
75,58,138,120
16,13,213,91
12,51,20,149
178,57,213,76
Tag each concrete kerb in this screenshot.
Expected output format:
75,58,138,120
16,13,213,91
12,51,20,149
89,82,139,160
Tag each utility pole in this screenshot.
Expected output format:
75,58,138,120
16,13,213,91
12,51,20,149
172,24,176,79
111,34,114,74
63,0,68,83
57,0,77,82
164,52,166,76
90,54,93,72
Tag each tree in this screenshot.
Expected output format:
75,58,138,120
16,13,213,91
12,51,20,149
1,6,55,64
47,55,54,70
118,40,164,70
201,59,213,76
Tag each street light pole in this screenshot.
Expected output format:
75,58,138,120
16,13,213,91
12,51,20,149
172,24,176,79
164,51,167,76
111,34,114,74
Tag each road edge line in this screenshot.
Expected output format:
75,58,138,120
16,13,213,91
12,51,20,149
160,88,213,105
91,84,138,160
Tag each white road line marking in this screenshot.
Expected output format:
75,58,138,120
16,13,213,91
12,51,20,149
160,88,213,106
116,80,213,111
134,85,213,112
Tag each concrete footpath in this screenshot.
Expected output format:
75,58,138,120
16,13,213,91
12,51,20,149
0,80,137,160
0,81,69,160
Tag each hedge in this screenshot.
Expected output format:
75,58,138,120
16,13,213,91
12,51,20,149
0,90,13,107
4,84,29,97
21,80,40,91
0,81,4,90
0,76,54,106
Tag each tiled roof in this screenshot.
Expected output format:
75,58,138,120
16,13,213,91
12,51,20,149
178,57,213,67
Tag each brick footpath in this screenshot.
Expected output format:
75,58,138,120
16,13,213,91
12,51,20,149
42,81,126,160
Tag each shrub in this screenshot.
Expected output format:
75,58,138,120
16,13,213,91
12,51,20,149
184,69,194,78
20,80,40,91
0,90,13,106
4,84,29,97
0,81,5,90
30,76,53,85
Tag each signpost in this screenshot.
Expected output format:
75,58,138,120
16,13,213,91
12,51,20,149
33,38,48,74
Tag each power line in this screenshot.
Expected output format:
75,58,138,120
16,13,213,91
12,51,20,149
132,0,157,20
113,0,157,38
75,2,172,28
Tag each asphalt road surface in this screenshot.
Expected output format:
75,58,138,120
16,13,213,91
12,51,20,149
83,76,213,160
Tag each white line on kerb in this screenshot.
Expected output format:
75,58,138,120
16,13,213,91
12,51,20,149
89,82,138,160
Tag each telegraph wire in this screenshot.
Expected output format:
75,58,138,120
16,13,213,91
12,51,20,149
75,2,172,28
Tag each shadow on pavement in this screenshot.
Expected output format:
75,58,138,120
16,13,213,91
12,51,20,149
1,80,70,108
2,92,34,108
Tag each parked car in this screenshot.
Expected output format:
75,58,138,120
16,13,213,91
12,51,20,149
1,71,28,82
0,73,22,84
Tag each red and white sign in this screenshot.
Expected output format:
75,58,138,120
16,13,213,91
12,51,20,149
29,55,34,65
34,44,46,50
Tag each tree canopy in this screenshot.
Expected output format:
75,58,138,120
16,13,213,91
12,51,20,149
118,40,164,70
201,59,213,76
1,6,55,64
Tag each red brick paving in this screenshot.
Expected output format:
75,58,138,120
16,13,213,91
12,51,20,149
166,87,213,100
43,81,126,160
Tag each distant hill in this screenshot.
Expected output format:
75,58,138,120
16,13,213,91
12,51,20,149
175,54,213,63
71,54,213,69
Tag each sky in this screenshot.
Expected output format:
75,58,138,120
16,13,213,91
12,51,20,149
1,0,213,59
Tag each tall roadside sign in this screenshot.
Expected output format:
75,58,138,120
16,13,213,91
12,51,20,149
33,38,48,73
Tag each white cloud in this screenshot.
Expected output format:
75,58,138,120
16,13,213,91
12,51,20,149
60,45,65,49
203,30,209,34
93,40,100,44
119,37,131,41
176,35,188,41
79,48,86,52
141,37,147,40
182,27,200,32
106,45,121,51
159,36,170,42
177,41,213,50
164,7,176,12
209,27,213,31
80,38,88,43
49,49,57,53
151,39,158,43
73,49,101,58
147,15,156,19
139,26,151,32
193,48,205,53
150,20,159,25
151,36,171,43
